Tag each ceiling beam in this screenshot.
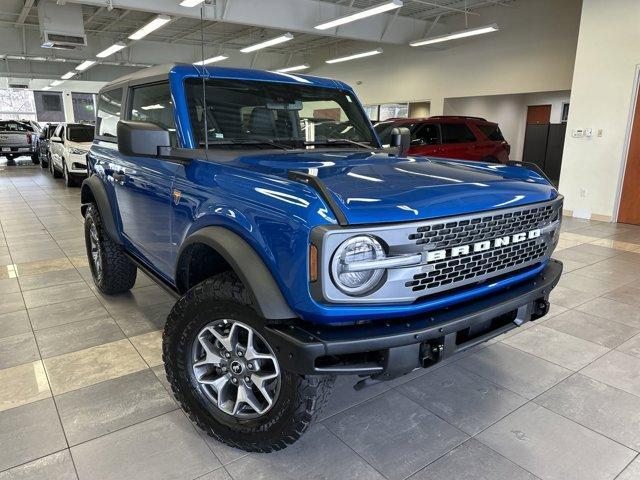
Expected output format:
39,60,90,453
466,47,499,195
61,0,446,45
15,0,35,26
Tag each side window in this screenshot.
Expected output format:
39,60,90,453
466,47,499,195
477,124,505,142
129,82,176,146
96,88,123,139
53,124,63,139
413,124,440,145
441,123,476,144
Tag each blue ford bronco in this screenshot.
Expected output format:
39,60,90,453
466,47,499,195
81,64,563,452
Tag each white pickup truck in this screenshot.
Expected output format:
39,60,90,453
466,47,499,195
0,120,39,165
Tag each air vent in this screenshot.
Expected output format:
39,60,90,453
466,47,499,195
9,84,29,89
41,32,87,49
38,1,86,50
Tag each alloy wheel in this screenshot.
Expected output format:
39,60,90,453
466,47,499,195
191,319,281,419
89,222,103,281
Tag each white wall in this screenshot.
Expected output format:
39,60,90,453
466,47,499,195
310,0,580,114
559,0,640,221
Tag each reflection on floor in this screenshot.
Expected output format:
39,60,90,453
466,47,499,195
1,158,640,479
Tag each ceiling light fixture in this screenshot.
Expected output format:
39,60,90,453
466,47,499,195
141,104,165,110
50,80,64,86
409,23,499,47
61,71,77,80
179,0,204,6
315,0,402,30
128,14,171,40
325,48,383,64
75,60,96,71
240,33,293,53
193,54,229,66
42,86,52,90
96,42,126,58
275,64,310,73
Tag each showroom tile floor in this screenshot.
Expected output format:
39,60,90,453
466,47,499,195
2,158,640,479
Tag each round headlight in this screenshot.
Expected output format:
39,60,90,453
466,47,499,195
330,235,385,295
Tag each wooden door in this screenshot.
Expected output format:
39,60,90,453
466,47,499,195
618,84,640,225
527,105,552,124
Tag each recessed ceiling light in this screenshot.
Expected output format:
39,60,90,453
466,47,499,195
409,23,499,47
61,71,77,80
50,80,64,86
75,60,96,71
240,33,293,53
275,64,310,73
315,0,402,30
96,42,126,58
193,55,229,66
128,14,171,40
325,48,383,64
179,0,204,6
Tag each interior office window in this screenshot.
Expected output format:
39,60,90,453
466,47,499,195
96,88,122,138
441,123,476,143
32,91,63,122
72,93,96,123
129,82,176,145
363,105,379,122
379,103,408,121
561,103,570,123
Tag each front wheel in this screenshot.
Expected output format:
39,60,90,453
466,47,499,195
51,157,62,178
84,203,137,294
31,154,39,165
63,161,76,187
163,272,334,452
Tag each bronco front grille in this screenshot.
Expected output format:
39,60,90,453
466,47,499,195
405,238,548,292
408,203,557,249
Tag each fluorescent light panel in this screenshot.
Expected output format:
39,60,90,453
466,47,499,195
193,55,229,66
96,42,126,58
50,80,63,86
410,23,499,47
315,0,402,30
240,33,293,53
276,64,310,73
128,14,171,40
325,48,383,64
75,60,96,71
61,71,76,80
179,0,204,6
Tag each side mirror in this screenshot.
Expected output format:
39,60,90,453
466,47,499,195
390,127,410,155
117,120,170,157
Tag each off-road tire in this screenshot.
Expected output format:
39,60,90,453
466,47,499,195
31,154,39,165
163,272,335,452
6,155,15,166
84,203,137,294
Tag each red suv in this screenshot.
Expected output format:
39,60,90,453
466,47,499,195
374,116,510,164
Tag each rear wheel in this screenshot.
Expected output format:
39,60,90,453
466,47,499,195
84,203,137,294
31,154,39,165
163,272,334,452
5,155,15,166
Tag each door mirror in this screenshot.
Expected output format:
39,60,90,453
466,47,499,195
51,136,61,143
117,120,170,157
390,127,411,155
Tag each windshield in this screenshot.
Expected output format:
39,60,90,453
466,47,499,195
185,78,376,149
66,125,94,143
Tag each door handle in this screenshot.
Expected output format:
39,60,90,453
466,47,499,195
112,171,126,184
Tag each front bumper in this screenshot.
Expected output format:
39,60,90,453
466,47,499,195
263,259,562,378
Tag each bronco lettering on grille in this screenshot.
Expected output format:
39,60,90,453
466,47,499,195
425,228,541,262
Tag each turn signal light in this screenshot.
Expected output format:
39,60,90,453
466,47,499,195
309,244,318,283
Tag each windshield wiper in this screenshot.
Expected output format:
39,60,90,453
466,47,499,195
304,138,372,149
202,138,291,150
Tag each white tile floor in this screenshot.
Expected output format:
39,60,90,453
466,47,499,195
2,157,640,479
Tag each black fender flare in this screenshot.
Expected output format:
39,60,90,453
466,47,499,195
80,175,124,244
177,226,296,320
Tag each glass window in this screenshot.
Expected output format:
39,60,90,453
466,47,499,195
441,123,476,144
33,91,65,123
184,78,376,149
476,124,505,142
379,103,408,121
96,88,122,139
561,103,570,123
53,124,64,139
363,105,379,122
413,124,440,145
72,93,96,123
66,124,94,143
129,82,176,145
0,121,28,132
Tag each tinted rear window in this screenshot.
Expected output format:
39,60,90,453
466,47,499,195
66,125,94,143
441,123,476,144
0,121,28,132
476,123,505,141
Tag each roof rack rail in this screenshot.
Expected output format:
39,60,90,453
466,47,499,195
428,115,488,121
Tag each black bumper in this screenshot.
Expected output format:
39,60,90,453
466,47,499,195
263,259,563,377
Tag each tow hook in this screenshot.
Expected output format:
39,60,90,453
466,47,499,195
532,298,550,320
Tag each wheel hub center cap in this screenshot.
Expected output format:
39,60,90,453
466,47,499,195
230,360,244,375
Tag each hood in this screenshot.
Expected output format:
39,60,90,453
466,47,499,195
66,140,92,150
221,150,559,225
